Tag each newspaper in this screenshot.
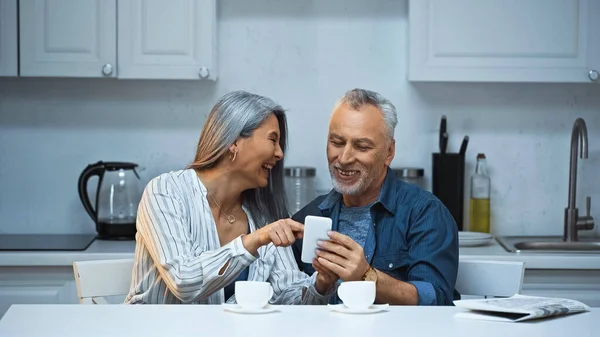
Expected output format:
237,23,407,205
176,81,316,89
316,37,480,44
454,294,590,322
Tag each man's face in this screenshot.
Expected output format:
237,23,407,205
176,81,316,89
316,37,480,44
327,103,395,196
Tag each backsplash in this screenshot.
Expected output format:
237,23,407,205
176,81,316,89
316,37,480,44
0,0,599,236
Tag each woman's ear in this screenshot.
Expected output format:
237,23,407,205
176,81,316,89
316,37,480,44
228,141,240,163
228,143,237,154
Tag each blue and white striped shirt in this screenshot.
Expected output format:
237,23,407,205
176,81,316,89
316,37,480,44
125,169,331,305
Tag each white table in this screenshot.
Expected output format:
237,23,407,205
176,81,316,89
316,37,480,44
0,304,597,337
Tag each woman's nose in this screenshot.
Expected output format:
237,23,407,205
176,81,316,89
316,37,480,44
274,143,284,160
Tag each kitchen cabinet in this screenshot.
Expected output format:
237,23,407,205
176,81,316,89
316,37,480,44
408,0,600,83
1,266,598,319
18,0,216,80
1,239,599,318
19,0,117,78
117,0,216,80
520,269,600,307
0,0,18,77
0,267,79,319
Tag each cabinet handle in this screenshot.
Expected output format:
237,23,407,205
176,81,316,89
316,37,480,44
102,64,113,76
198,67,210,79
589,69,599,82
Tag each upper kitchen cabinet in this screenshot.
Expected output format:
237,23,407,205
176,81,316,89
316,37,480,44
117,0,217,80
408,0,600,83
19,0,117,78
18,0,217,80
0,0,18,77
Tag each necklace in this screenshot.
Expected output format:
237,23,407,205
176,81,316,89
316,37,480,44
208,193,236,224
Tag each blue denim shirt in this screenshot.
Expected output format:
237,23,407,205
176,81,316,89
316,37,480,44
291,167,460,305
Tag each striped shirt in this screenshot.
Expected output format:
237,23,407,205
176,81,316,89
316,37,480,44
125,169,332,305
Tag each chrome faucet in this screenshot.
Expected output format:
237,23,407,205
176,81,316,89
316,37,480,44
564,118,594,242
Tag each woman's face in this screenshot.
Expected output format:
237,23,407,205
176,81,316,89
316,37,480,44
234,113,284,189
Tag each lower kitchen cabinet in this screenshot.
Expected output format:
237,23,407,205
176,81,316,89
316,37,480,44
1,266,599,318
520,269,600,307
0,267,78,318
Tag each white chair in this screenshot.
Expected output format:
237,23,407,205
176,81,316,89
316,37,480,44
73,259,134,304
456,260,525,298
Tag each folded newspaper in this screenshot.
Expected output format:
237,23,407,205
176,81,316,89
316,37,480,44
454,294,590,322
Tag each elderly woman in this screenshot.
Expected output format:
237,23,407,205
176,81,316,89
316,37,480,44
125,91,336,305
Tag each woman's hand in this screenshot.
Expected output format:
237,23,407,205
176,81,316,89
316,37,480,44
313,256,339,295
242,219,304,255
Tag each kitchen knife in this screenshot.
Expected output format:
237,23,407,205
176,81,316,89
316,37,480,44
459,136,469,156
441,132,449,154
439,115,447,153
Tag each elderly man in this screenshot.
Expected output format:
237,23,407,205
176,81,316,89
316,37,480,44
292,88,459,305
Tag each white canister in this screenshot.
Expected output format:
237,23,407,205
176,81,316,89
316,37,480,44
284,167,316,215
394,167,426,190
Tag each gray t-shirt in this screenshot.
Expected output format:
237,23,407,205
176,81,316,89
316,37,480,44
337,203,373,249
334,202,373,303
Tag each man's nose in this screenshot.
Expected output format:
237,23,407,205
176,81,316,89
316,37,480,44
338,145,354,165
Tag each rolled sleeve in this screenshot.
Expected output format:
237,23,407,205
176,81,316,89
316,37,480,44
409,281,436,305
407,200,459,305
231,235,259,263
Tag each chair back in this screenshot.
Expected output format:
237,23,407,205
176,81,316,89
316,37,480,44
456,260,525,297
73,258,134,304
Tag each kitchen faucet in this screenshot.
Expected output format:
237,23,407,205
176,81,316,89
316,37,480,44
564,118,594,242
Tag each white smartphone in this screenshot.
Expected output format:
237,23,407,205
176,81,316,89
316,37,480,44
301,215,333,264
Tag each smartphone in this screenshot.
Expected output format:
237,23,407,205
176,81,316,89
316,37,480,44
301,215,333,264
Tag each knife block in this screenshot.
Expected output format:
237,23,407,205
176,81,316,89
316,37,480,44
432,153,466,231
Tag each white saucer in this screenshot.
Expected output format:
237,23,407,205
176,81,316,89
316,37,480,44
459,232,494,247
328,303,389,314
222,303,278,314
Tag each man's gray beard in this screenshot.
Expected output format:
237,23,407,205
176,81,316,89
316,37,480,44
329,166,369,196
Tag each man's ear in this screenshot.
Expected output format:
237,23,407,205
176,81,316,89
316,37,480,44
385,139,395,166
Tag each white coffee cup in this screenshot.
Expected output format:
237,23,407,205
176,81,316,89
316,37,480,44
235,281,273,309
338,281,376,310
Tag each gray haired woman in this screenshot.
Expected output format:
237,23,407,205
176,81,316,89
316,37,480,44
125,91,337,305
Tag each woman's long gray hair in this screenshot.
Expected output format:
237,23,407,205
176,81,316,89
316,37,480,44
189,91,290,227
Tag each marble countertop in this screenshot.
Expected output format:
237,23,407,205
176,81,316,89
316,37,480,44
0,238,599,269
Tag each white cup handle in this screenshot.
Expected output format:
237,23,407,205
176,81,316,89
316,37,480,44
338,285,346,301
268,285,273,299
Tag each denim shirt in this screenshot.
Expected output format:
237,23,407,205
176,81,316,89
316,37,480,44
291,167,460,305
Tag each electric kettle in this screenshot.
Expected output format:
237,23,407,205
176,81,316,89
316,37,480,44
77,161,142,240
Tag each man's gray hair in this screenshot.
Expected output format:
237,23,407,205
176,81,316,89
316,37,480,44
337,88,398,140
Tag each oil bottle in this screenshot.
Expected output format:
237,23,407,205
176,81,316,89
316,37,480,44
469,153,490,233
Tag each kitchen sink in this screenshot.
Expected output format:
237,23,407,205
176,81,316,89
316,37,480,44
497,236,600,254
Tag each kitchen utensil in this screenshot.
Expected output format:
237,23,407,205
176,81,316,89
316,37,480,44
439,115,447,153
459,136,469,156
77,161,142,240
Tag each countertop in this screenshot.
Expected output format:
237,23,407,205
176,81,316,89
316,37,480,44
0,238,599,269
1,304,597,337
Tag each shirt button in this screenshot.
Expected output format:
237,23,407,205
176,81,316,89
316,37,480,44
388,263,394,268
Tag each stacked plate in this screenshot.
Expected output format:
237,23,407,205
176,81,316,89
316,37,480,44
458,231,494,247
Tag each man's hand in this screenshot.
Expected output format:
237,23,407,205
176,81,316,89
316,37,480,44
315,231,370,281
312,257,338,294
